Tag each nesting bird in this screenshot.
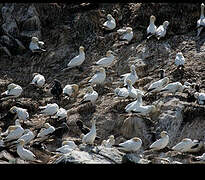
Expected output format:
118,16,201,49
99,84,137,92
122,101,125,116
194,92,205,105
147,77,169,93
1,83,23,100
10,106,29,122
118,27,134,42
30,73,46,88
197,3,205,37
56,140,77,154
88,67,106,85
63,84,79,97
39,103,59,117
80,86,98,104
29,37,46,53
149,131,169,150
95,50,116,67
121,64,138,87
114,87,129,100
17,129,35,145
103,14,116,30
82,118,96,145
159,82,188,95
155,21,169,40
101,135,115,148
147,15,157,39
125,92,143,113
175,52,185,70
37,123,55,138
50,79,63,100
127,79,144,99
117,137,142,152
53,107,67,120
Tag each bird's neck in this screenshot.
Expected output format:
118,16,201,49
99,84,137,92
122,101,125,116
137,95,142,104
79,50,85,56
91,121,96,132
201,6,204,18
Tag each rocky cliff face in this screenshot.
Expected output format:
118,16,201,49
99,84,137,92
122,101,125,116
0,3,205,164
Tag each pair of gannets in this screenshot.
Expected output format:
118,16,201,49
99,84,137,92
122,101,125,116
101,135,115,148
172,138,203,153
81,118,96,145
89,68,106,85
175,52,185,69
147,15,169,40
95,50,116,67
197,3,205,37
103,14,116,30
30,73,46,88
117,27,134,42
37,123,55,138
121,65,138,86
63,84,79,97
10,106,29,122
194,92,205,105
56,140,77,154
125,93,143,113
63,46,85,70
39,103,59,116
81,86,98,104
1,83,23,100
29,37,46,53
147,77,169,93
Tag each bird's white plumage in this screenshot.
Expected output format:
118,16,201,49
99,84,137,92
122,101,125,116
127,80,144,99
196,153,205,161
82,119,96,145
96,51,115,67
125,93,143,113
114,87,129,99
175,52,185,67
1,83,23,98
171,138,196,152
89,68,106,85
101,135,115,148
197,3,205,37
17,129,35,145
31,73,45,88
56,140,77,154
121,65,138,86
119,27,133,42
11,106,29,121
150,131,169,150
147,15,157,35
155,21,169,39
132,104,156,116
82,87,98,104
39,103,59,116
147,77,169,93
160,82,185,95
118,137,142,152
103,14,116,30
53,107,67,120
29,37,46,52
37,123,55,138
4,123,24,142
194,92,205,105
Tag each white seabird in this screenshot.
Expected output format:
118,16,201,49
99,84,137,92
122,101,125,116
1,83,23,100
197,3,205,37
30,73,46,88
37,123,55,138
10,106,29,121
53,107,67,120
17,139,37,161
63,84,79,97
194,92,205,105
56,140,77,154
132,104,158,116
159,82,188,95
149,131,169,150
147,77,169,93
95,50,116,67
147,15,157,39
155,21,169,40
125,92,143,113
121,64,138,87
17,129,35,145
103,14,116,30
114,87,129,100
119,27,134,42
82,118,96,145
88,67,106,85
195,153,205,161
175,52,185,69
81,86,98,104
65,46,85,70
29,37,46,53
39,103,59,116
4,120,24,142
118,137,142,152
127,79,144,99
101,135,115,148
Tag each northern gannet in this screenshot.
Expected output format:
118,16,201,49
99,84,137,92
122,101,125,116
65,46,85,70
50,79,63,100
103,14,116,30
149,131,169,150
88,67,106,85
194,92,205,105
56,140,77,154
63,84,79,97
125,92,143,113
127,79,144,99
101,135,115,148
4,120,24,142
82,118,96,145
30,73,46,88
147,77,169,93
17,139,37,161
119,27,134,42
121,65,138,86
17,129,35,145
114,87,129,99
29,37,46,53
80,86,98,104
171,138,198,152
147,15,157,39
95,50,116,67
160,82,188,95
53,107,67,120
132,104,157,116
10,106,29,121
197,3,205,37
175,52,185,69
39,103,59,116
37,123,55,138
155,21,169,40
117,137,142,152
1,83,23,100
